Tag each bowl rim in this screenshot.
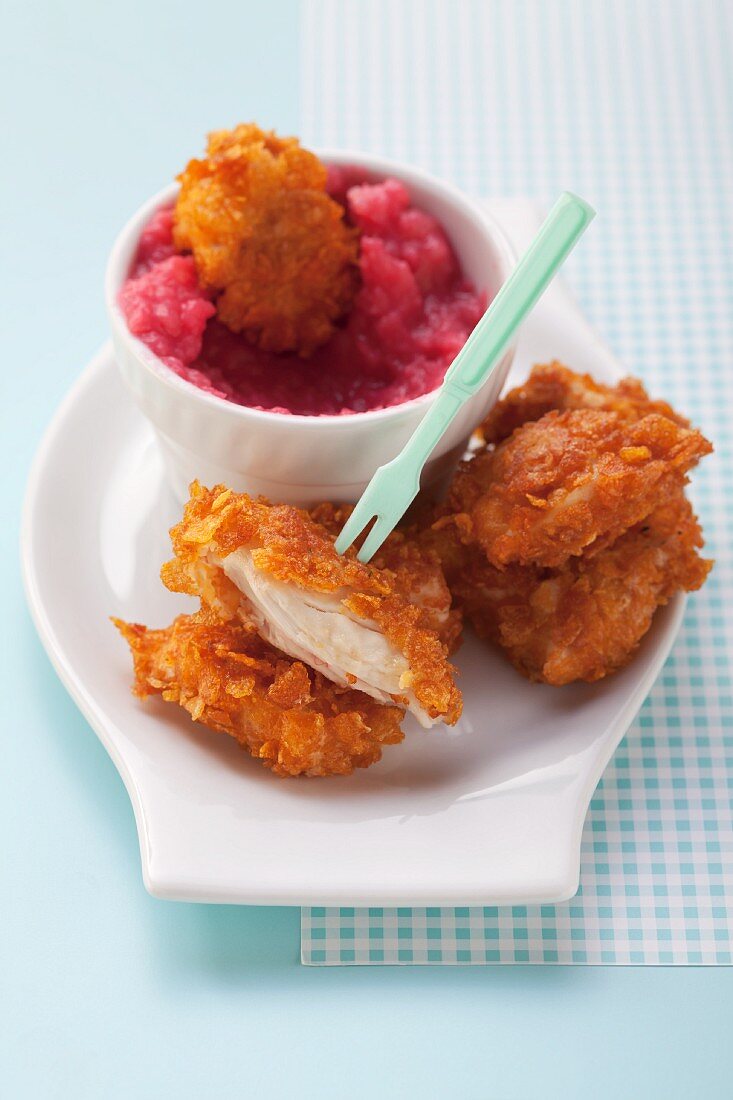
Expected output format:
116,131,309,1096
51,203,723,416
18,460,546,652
105,148,518,428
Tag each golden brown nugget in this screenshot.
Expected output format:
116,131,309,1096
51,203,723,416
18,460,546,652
447,409,711,569
115,613,404,777
481,362,690,445
174,124,358,354
433,491,711,685
308,500,463,653
161,483,462,728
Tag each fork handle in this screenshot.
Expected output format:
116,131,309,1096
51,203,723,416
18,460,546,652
444,191,595,393
394,193,595,476
392,383,468,477
336,192,595,562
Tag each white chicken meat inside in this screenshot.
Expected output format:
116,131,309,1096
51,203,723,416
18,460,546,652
218,549,436,727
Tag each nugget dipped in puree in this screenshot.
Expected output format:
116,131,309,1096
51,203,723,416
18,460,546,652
174,124,358,355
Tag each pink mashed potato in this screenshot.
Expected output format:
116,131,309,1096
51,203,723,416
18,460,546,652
119,172,484,415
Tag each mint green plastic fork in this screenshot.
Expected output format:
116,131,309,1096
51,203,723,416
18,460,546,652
335,191,596,563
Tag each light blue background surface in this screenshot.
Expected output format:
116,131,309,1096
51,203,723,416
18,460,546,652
3,2,731,1097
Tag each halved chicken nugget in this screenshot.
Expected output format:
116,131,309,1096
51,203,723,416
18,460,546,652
161,483,462,728
308,500,463,653
114,612,404,777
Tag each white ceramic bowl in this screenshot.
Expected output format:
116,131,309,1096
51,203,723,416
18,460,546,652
106,150,517,505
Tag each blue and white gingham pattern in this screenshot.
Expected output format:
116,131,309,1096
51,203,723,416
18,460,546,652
300,0,732,964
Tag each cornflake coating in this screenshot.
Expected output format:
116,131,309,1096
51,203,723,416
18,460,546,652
481,362,690,445
308,501,463,653
428,492,711,685
448,408,711,568
174,124,359,355
161,483,462,727
114,613,404,777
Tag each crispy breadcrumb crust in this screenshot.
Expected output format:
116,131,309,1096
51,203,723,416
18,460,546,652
161,482,462,725
308,501,462,653
422,366,714,685
174,124,359,355
428,491,711,685
448,409,712,568
480,362,690,444
114,613,404,777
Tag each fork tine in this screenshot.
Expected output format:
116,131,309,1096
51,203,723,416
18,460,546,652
356,516,392,563
334,501,375,555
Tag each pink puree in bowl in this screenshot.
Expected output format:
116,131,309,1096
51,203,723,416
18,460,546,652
119,170,484,416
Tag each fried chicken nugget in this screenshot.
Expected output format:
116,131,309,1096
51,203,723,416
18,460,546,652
174,124,359,355
114,613,404,777
448,409,711,568
481,362,690,444
308,501,463,653
161,483,462,728
430,491,711,685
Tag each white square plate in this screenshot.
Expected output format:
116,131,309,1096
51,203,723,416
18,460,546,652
22,201,684,906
